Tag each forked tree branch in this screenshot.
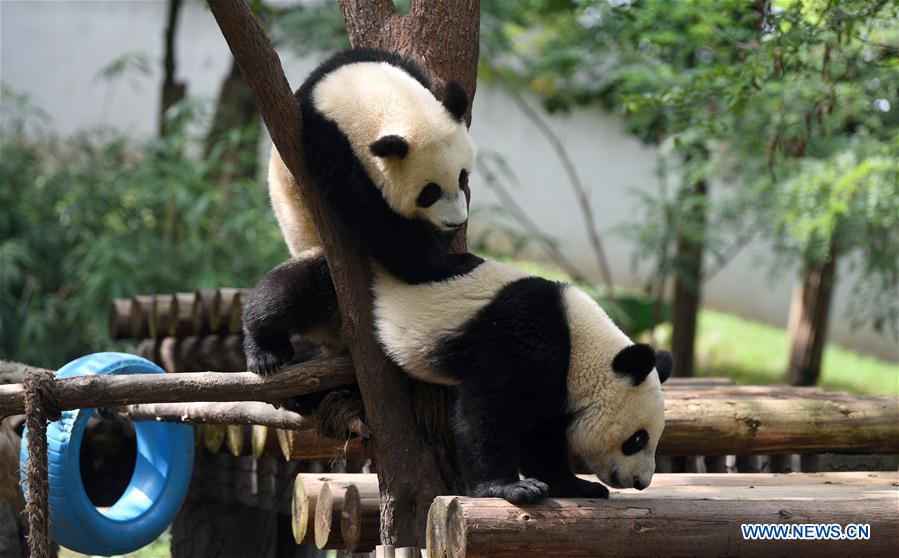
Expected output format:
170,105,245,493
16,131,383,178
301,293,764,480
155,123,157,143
206,0,467,546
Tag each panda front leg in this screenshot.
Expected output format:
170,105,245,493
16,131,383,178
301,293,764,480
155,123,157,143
242,250,338,375
452,383,550,504
520,417,609,499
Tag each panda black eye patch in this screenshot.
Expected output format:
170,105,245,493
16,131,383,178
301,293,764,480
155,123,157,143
417,183,442,208
622,428,648,456
459,169,469,189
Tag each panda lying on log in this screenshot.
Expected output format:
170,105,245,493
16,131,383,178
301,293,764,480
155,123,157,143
243,49,671,504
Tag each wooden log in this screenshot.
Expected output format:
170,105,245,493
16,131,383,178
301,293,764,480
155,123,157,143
341,481,380,553
132,295,154,339
195,289,217,336
314,481,349,549
292,473,372,545
426,496,453,558
100,401,309,430
251,424,279,459
663,386,836,399
202,424,226,453
226,425,246,457
108,298,135,339
214,288,245,334
275,428,296,462
663,377,735,388
172,292,199,337
439,472,898,558
228,291,245,334
660,396,899,455
0,356,354,417
149,294,177,338
278,428,369,462
289,432,369,462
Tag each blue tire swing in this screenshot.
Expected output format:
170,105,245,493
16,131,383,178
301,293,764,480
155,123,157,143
20,353,195,556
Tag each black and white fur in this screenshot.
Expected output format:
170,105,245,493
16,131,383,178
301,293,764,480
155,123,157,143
244,49,671,504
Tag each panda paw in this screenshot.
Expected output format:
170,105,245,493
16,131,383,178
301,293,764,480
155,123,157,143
245,345,293,376
552,477,609,499
470,478,549,504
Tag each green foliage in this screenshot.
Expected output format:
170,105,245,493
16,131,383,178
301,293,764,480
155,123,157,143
483,0,899,336
0,93,286,368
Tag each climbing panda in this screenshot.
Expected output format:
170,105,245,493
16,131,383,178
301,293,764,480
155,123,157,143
244,49,671,504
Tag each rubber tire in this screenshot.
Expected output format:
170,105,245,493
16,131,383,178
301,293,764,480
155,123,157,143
20,352,194,556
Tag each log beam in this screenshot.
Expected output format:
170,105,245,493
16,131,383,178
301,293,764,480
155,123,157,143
661,395,899,455
0,356,354,417
434,472,898,558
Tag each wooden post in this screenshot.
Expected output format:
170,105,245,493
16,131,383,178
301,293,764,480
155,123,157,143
787,251,837,386
426,496,454,558
314,481,350,549
291,473,372,545
206,0,480,546
225,424,246,456
341,481,380,553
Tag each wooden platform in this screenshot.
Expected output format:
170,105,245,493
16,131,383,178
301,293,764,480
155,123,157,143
429,472,899,558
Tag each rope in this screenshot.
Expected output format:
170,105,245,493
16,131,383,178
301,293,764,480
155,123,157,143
22,368,61,558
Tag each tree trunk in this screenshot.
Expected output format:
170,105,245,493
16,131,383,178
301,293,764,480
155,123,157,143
786,250,837,386
206,0,480,547
159,0,186,137
669,179,706,377
205,60,260,180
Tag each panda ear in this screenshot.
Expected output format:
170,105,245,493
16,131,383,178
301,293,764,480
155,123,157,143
442,81,468,122
655,350,673,383
612,344,656,386
370,135,409,159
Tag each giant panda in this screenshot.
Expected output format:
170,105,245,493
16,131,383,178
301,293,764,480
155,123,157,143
244,49,671,504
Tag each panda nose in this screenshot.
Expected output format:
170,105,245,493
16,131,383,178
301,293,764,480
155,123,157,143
633,477,646,491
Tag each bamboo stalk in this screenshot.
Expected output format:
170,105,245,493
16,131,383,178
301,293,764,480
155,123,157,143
0,356,354,417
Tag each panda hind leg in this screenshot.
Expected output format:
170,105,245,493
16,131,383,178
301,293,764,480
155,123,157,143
242,250,338,375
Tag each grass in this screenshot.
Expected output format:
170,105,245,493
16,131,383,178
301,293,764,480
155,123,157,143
688,310,898,397
493,255,898,397
58,531,171,558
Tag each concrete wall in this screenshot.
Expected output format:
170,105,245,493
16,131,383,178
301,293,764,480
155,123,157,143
2,0,895,360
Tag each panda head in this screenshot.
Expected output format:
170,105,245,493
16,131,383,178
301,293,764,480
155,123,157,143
312,61,475,232
569,344,672,491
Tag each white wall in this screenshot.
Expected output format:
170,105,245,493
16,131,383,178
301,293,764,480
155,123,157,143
2,0,895,360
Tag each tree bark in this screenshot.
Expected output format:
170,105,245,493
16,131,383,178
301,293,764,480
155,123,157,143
206,0,480,546
159,0,186,137
670,179,707,377
0,357,354,417
436,473,897,558
786,250,837,386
